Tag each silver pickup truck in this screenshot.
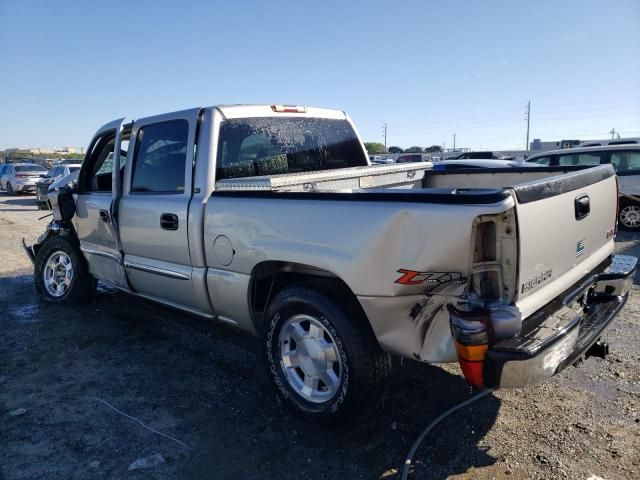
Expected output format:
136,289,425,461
25,104,637,419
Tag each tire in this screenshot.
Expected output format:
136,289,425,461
34,235,97,304
618,199,640,231
263,282,391,420
6,182,14,195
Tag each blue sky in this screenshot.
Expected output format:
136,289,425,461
1,0,638,151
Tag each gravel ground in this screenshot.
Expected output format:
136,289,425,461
1,194,639,480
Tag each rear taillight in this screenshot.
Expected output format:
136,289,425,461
15,174,27,178
468,211,517,304
450,209,521,388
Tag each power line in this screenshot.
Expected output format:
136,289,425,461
382,123,388,152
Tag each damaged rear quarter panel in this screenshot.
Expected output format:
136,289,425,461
204,194,515,362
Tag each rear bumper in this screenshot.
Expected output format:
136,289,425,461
484,254,637,388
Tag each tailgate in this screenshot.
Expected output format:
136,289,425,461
512,165,617,318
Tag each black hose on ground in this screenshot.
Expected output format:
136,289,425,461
400,388,495,480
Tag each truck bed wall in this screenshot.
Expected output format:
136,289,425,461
421,168,581,190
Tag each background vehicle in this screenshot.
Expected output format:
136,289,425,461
36,164,82,208
579,137,640,147
433,159,538,170
526,145,640,230
0,163,47,195
447,151,513,160
396,153,429,163
25,105,635,421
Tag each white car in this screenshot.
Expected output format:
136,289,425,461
525,145,640,230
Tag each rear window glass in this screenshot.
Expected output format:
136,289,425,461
16,165,46,172
216,117,367,180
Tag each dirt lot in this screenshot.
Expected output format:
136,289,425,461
1,194,639,480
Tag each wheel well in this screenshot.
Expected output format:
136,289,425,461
249,261,370,334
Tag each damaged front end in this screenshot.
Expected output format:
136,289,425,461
22,186,77,265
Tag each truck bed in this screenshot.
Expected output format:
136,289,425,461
214,163,600,195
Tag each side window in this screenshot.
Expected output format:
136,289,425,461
577,153,601,166
558,154,578,166
611,151,640,173
130,120,188,194
530,156,550,165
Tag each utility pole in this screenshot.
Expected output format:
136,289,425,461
453,133,456,150
382,123,388,152
609,128,617,139
525,101,531,152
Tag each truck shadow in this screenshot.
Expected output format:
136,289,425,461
2,275,500,480
0,196,38,205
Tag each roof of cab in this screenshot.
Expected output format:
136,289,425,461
213,104,347,120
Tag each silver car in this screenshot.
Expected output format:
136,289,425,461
0,163,48,195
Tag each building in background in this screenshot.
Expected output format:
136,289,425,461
530,139,581,152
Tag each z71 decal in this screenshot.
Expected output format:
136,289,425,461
395,269,465,286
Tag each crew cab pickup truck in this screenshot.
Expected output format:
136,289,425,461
25,104,636,419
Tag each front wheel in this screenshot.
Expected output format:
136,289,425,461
34,235,97,303
263,283,391,420
619,199,640,231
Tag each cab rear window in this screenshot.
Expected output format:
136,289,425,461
216,117,367,180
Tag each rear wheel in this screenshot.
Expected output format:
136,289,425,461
6,182,14,195
263,282,391,420
34,235,97,303
619,199,640,231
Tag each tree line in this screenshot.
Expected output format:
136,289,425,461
363,143,443,154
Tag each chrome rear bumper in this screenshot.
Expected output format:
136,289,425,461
484,254,637,388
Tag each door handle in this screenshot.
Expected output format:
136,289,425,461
99,209,110,223
160,213,179,230
575,195,590,220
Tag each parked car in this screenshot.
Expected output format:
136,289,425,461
55,158,84,166
24,104,636,421
525,145,640,230
447,151,513,160
396,153,429,163
36,164,82,208
433,159,537,170
0,163,47,195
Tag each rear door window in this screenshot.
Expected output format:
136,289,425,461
610,151,640,174
558,154,578,166
529,156,550,166
577,152,602,165
130,120,188,194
